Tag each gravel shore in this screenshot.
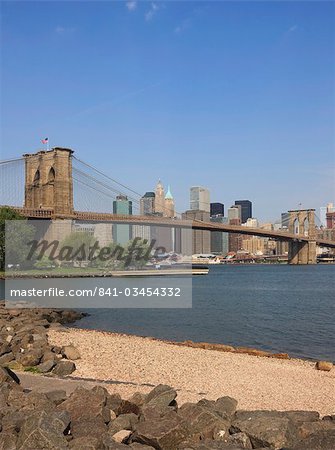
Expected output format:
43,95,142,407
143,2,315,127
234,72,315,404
48,328,335,417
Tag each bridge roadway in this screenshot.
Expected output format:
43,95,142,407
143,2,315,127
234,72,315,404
8,206,335,249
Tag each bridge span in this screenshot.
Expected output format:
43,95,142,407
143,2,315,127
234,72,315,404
1,147,335,264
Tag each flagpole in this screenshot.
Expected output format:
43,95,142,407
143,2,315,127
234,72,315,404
47,139,50,151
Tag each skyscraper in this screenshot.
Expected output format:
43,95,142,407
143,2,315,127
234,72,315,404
140,192,155,215
164,185,175,218
155,180,165,215
210,216,229,255
182,209,211,254
234,200,252,224
210,202,224,217
190,186,210,212
112,195,132,245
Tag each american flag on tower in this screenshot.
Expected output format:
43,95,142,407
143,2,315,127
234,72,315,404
41,138,49,144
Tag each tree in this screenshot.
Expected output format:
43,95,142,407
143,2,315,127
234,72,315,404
0,207,36,271
59,231,97,266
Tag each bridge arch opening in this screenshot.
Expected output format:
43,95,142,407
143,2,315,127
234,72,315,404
33,169,40,184
48,167,55,183
293,218,299,235
304,217,309,236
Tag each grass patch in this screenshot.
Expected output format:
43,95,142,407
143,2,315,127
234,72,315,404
23,366,41,374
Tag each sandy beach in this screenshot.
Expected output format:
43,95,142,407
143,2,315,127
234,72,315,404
48,327,335,417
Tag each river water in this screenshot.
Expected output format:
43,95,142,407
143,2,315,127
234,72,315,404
1,265,334,361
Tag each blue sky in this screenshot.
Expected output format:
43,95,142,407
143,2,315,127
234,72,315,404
1,0,334,221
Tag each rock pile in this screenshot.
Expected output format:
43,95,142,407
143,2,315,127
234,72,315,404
0,369,334,450
0,302,85,375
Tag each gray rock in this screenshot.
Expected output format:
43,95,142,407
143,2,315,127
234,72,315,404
69,436,101,449
58,386,106,422
0,431,17,450
109,413,139,435
231,410,298,449
291,429,335,449
178,402,230,440
224,432,252,448
145,384,177,410
61,345,81,360
0,351,14,365
132,412,190,450
52,360,76,376
46,390,68,405
71,416,107,440
0,366,20,385
16,410,68,449
37,359,56,373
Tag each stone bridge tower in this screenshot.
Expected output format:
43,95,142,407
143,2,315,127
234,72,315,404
287,209,316,264
23,148,74,215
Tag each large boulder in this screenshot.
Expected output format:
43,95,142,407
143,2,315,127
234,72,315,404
61,345,81,360
145,384,177,410
16,410,69,450
109,413,139,435
52,360,76,376
58,386,107,422
231,410,298,449
292,429,335,450
71,416,107,440
132,412,190,450
178,402,230,440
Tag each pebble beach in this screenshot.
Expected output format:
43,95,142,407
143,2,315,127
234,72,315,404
48,327,335,417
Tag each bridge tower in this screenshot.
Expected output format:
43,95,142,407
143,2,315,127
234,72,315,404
23,148,74,215
287,209,316,264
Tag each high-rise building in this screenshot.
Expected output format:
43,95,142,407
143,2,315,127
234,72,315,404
182,209,210,254
164,186,175,218
155,180,165,215
112,195,132,245
210,216,229,255
228,205,241,221
234,200,252,224
281,212,290,229
210,202,224,217
190,186,210,212
140,192,155,215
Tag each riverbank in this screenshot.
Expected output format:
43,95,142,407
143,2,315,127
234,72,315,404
48,327,335,417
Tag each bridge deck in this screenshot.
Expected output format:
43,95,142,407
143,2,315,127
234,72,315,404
5,206,335,248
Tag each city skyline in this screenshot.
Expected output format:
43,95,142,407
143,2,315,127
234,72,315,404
1,1,334,221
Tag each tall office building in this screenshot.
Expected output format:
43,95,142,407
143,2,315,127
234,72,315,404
210,216,229,255
210,202,224,217
281,212,290,229
164,186,175,218
155,180,165,214
140,192,155,215
190,186,210,212
112,195,132,245
182,209,211,254
228,205,241,221
234,200,252,224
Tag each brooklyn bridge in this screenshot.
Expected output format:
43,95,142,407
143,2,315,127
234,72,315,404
1,147,334,264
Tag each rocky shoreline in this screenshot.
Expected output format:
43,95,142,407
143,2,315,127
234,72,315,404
1,366,335,449
1,303,335,449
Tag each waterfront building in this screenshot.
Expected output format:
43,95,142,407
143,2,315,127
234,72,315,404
182,209,211,254
244,217,259,228
190,186,210,213
210,216,229,255
112,194,132,245
210,202,224,217
228,218,242,253
164,185,175,218
235,200,252,224
155,180,165,215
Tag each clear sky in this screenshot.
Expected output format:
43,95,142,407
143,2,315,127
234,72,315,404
1,0,334,221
